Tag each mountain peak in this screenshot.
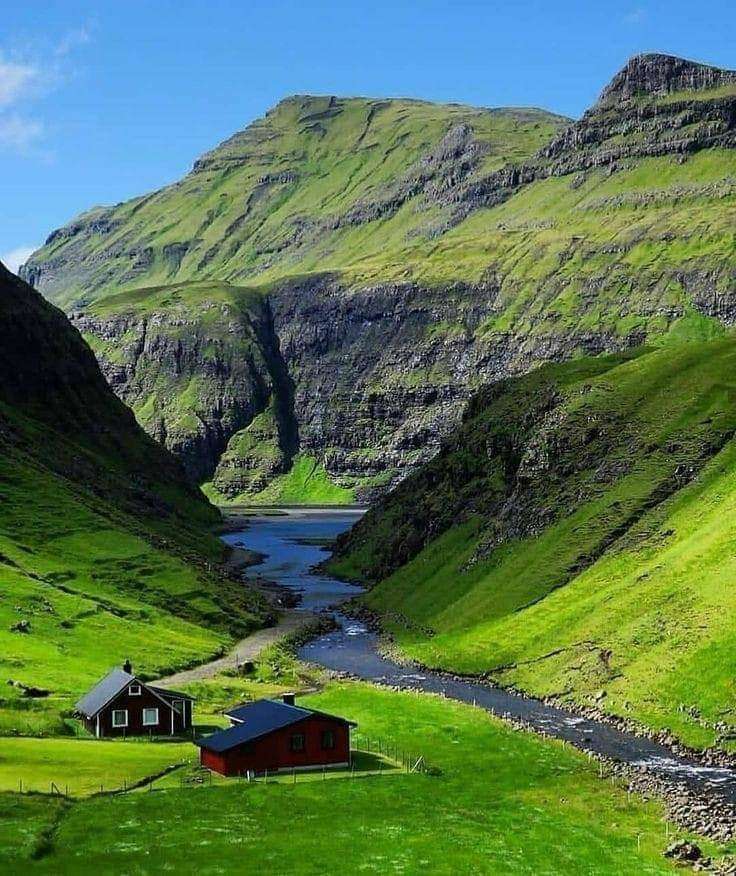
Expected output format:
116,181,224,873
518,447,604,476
597,53,736,105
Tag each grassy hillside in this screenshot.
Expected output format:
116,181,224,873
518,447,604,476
331,334,736,749
1,684,717,872
20,55,736,502
24,98,566,309
0,264,266,734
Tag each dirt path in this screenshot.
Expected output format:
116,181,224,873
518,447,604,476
156,611,313,687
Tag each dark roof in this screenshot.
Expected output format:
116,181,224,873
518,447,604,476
149,685,194,702
75,669,135,718
75,671,194,718
196,699,356,753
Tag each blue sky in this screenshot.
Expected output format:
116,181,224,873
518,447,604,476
2,0,734,271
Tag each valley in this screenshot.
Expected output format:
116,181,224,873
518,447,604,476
1,512,730,872
5,45,736,873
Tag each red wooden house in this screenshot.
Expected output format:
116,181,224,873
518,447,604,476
75,661,194,738
196,693,356,776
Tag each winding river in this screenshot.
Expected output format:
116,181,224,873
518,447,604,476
223,509,736,806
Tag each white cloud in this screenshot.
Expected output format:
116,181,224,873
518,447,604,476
0,23,93,156
0,56,39,109
623,7,646,24
55,25,92,58
1,245,38,274
0,114,43,151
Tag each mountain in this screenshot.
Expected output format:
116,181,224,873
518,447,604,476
329,335,736,749
0,263,265,734
20,53,736,502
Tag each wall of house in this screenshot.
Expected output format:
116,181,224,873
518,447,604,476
201,716,351,775
92,685,189,737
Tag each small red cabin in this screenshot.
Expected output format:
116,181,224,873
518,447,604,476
196,694,356,776
75,662,193,738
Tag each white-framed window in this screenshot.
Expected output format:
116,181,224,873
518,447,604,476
112,709,128,728
129,684,142,696
142,708,159,726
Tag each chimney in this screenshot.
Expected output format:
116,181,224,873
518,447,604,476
282,693,295,706
123,659,132,675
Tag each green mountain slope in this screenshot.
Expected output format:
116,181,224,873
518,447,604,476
330,335,736,749
20,54,736,503
0,263,266,735
23,98,566,308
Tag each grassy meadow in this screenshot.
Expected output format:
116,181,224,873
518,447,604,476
0,738,193,796
204,453,356,506
1,683,722,873
0,442,247,736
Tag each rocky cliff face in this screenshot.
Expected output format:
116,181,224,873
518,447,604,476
448,54,736,218
268,274,645,501
19,54,736,502
598,53,736,103
71,282,297,496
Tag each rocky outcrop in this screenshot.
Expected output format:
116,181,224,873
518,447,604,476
268,274,663,501
598,53,736,103
73,287,297,494
448,54,736,218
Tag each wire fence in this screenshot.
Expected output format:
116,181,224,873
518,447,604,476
13,734,428,796
352,732,427,774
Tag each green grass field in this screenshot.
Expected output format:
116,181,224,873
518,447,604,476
0,443,246,735
0,684,725,873
0,738,193,796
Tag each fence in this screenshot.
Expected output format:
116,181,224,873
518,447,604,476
14,736,428,796
352,732,427,774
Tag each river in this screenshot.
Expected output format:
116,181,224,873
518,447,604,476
223,509,736,806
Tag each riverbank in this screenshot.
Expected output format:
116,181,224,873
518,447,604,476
3,510,732,872
212,510,736,854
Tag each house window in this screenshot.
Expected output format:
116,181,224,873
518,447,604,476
321,730,335,750
290,733,305,752
142,708,159,726
129,684,142,696
112,709,128,728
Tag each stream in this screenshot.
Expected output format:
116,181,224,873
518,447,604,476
223,509,736,807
